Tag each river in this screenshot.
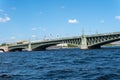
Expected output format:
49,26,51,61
0,48,120,80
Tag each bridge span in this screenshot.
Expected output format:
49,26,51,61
1,32,120,52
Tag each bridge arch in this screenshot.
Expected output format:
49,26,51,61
9,48,25,52
32,42,61,51
89,37,120,49
0,49,5,52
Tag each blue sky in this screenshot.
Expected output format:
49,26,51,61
0,0,120,43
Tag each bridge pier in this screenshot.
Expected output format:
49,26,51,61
28,40,32,51
80,34,88,49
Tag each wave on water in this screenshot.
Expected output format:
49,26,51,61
0,48,120,80
96,74,120,80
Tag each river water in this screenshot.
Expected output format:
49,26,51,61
0,48,120,80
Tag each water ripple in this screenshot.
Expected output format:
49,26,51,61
0,48,120,80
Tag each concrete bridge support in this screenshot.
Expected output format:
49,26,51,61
80,35,88,49
28,41,32,51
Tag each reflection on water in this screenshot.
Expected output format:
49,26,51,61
0,48,120,80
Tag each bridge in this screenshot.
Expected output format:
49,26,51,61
1,32,120,52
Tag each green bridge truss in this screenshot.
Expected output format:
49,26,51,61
8,32,120,51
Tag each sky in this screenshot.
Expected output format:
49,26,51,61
0,0,120,44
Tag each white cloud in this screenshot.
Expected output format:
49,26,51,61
68,19,79,24
11,7,16,10
0,16,11,23
10,36,16,39
100,20,105,23
4,13,8,16
31,27,37,31
39,27,47,32
31,35,37,38
115,16,120,20
31,27,47,32
0,9,11,23
42,28,46,32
